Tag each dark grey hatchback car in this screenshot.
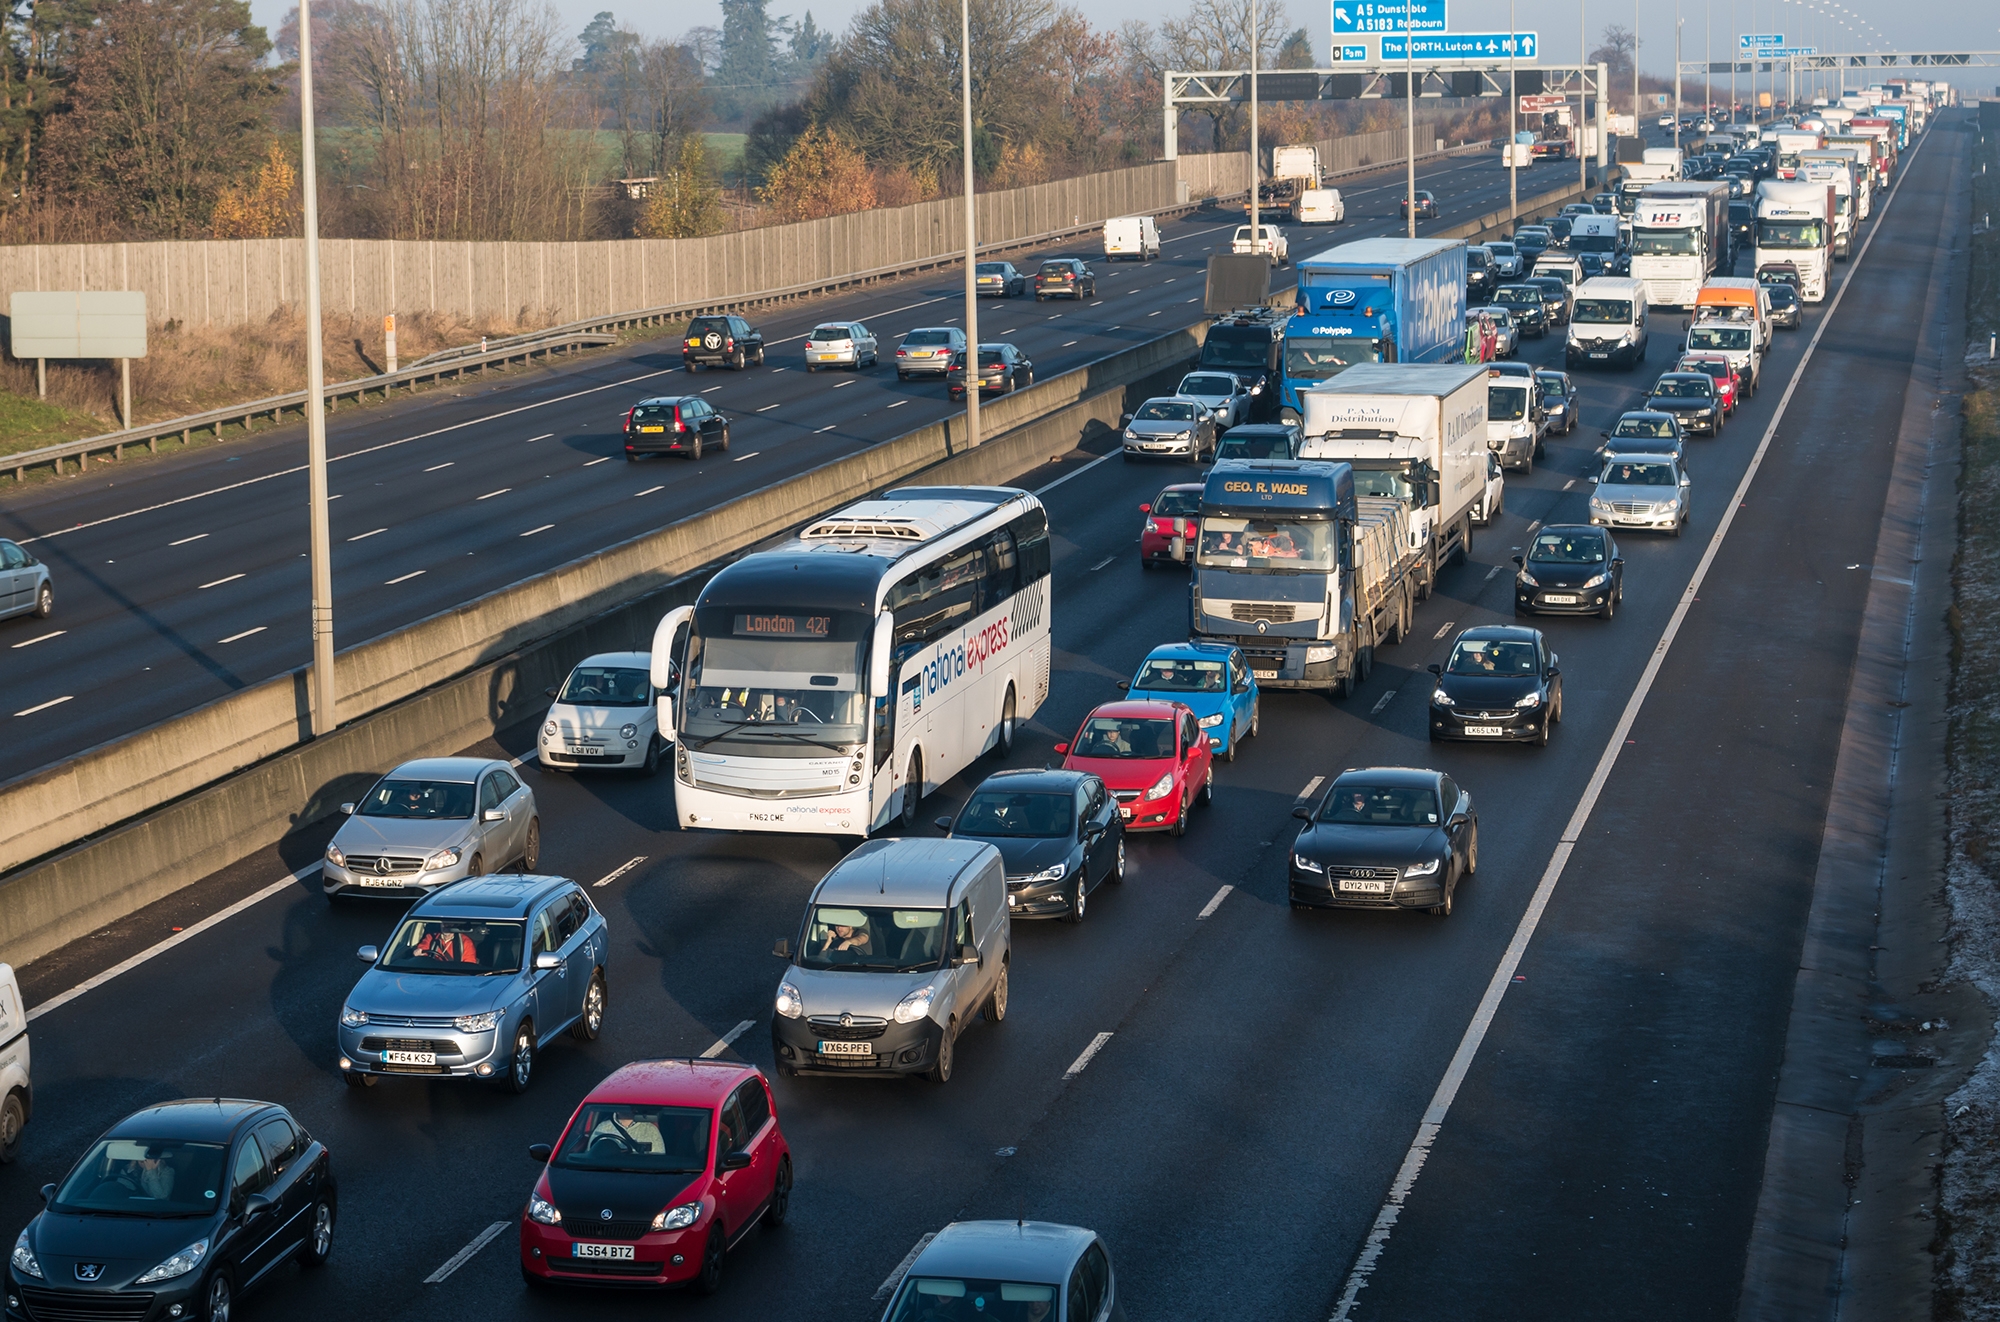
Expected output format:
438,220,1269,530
9,1100,335,1322
938,768,1125,923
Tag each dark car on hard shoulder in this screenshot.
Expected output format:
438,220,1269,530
1514,524,1624,619
1288,767,1478,917
938,768,1125,923
9,1100,336,1322
681,315,763,372
625,396,731,460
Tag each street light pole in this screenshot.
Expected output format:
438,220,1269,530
1509,0,1518,221
1404,0,1416,239
1580,0,1588,197
1673,11,1683,154
1250,0,1260,254
961,0,979,448
300,0,335,737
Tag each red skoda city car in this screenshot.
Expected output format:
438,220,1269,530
1055,700,1213,835
1139,483,1203,568
520,1059,791,1294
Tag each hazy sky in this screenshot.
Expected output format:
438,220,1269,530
249,0,2000,96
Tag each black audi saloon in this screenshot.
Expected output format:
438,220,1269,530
1288,768,1477,917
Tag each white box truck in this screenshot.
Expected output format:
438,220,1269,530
1629,182,1730,308
1297,362,1487,600
1754,180,1836,301
1798,151,1856,258
1103,215,1161,261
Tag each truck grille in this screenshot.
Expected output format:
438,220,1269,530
807,1015,887,1041
20,1290,156,1322
1229,603,1297,623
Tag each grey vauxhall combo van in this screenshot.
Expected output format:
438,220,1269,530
770,838,1010,1084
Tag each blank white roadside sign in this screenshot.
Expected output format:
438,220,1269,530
10,291,147,359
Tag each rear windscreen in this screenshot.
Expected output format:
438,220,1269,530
630,404,677,423
905,330,954,346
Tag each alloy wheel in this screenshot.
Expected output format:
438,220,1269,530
1067,879,1087,924
306,1203,334,1265
206,1274,231,1322
1111,839,1125,883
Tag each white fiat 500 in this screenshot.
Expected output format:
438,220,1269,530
539,651,662,774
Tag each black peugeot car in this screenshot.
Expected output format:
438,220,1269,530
1427,625,1563,746
1644,372,1725,435
938,769,1124,923
1287,767,1478,917
1490,285,1548,338
1514,525,1624,619
11,1100,335,1322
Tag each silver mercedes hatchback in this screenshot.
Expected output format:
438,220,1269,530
322,757,539,899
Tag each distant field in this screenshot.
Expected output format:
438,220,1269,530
704,133,747,172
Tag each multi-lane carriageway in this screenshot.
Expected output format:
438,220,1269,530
7,114,1974,1320
1,148,1526,771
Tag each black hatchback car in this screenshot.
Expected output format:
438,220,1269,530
1490,285,1548,337
946,343,1034,399
1035,259,1097,301
624,396,731,460
939,769,1124,922
1214,422,1301,461
1288,767,1477,917
1514,525,1624,618
681,315,764,371
1763,282,1803,329
1645,372,1724,435
1427,625,1563,745
1400,191,1439,219
11,1100,335,1322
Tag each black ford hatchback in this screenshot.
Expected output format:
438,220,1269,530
10,1100,335,1322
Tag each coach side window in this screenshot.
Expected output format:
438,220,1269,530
1007,508,1051,584
979,529,1019,612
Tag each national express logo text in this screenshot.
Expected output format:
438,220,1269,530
918,617,1014,700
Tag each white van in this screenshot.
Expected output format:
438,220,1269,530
1565,276,1650,371
1295,189,1345,224
0,965,29,1162
1103,215,1160,261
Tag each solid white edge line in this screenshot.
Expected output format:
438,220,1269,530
1198,885,1234,919
13,695,73,717
1063,1031,1114,1079
699,1020,757,1059
28,864,322,1022
875,1233,939,1301
423,1220,510,1284
1327,121,1932,1322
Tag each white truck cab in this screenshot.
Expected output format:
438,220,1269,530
0,965,29,1162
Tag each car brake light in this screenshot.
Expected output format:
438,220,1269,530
725,338,735,349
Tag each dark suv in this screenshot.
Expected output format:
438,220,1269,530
681,315,764,371
625,395,731,460
1035,259,1097,301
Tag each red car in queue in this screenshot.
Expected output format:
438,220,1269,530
1675,353,1742,414
1139,483,1203,568
520,1058,792,1295
1055,700,1213,835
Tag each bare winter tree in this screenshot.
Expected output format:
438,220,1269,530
1158,0,1291,150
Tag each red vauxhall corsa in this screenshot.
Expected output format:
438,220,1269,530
1138,483,1203,568
1055,699,1213,835
520,1058,792,1295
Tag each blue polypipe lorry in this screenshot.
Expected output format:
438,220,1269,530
1276,237,1469,425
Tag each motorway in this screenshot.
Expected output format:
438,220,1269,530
5,110,1972,1319
0,146,1557,774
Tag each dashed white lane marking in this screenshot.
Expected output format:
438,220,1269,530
11,631,64,649
1147,310,1163,316
1198,885,1233,919
1186,298,1199,303
423,1221,510,1285
14,695,72,717
1369,689,1397,715
347,528,387,542
875,1234,939,1301
424,462,454,472
1432,620,1456,639
520,524,555,537
217,626,267,643
1485,563,1504,580
526,433,554,442
198,574,245,589
385,570,426,585
1090,300,1104,306
583,456,611,467
699,1020,757,1059
477,488,510,500
1033,450,1118,497
634,485,665,496
169,534,208,546
700,386,723,394
1064,1032,1114,1079
734,452,760,462
1298,775,1325,801
887,400,908,408
756,403,780,412
1562,478,1576,489
817,424,839,433
1524,519,1543,538
1062,340,1079,347
834,379,855,387
1090,555,1116,571
593,856,646,888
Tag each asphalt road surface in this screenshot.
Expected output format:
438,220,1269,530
12,119,1953,1320
0,147,1553,774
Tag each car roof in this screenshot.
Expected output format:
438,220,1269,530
908,1221,1096,1284
967,767,1095,795
1653,372,1710,383
633,396,691,407
1454,624,1543,643
1330,766,1441,788
573,651,651,670
1081,699,1187,721
417,873,578,918
815,837,1002,908
1618,410,1676,422
107,1098,275,1142
1531,523,1605,538
1152,482,1204,493
581,1058,755,1107
1139,640,1237,664
385,756,502,782
1220,423,1297,435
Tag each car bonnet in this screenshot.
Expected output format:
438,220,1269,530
1063,752,1176,791
1297,820,1448,867
334,813,477,852
349,967,516,1017
785,963,937,1019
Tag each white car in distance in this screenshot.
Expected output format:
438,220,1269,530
539,651,663,774
1231,224,1289,266
1176,371,1253,428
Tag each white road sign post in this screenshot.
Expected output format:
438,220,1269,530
9,290,147,426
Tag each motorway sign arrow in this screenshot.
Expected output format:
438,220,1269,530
1331,0,1448,35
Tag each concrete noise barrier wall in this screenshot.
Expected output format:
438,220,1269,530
0,322,1209,968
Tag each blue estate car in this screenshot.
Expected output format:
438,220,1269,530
1118,641,1260,761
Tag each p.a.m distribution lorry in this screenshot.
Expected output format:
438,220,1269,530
1627,181,1731,307
1755,180,1836,301
1296,361,1486,600
1277,238,1467,425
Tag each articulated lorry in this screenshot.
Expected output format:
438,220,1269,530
1296,362,1486,602
1825,137,1876,217
1848,120,1897,186
1798,151,1857,258
1772,128,1824,179
1186,461,1418,699
1628,181,1731,307
1754,180,1836,301
1275,238,1467,425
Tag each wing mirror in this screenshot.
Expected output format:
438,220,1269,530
934,815,954,833
240,1192,275,1219
483,808,506,822
339,802,355,815
1512,555,1524,566
1120,413,1133,426
1613,556,1625,566
357,945,379,964
720,1150,753,1172
545,685,558,697
772,937,792,959
528,1143,553,1164
1115,680,1130,690
533,951,562,971
1171,518,1192,563
1053,742,1070,755
657,694,675,741
1139,503,1152,514
956,943,980,967
1292,804,1313,819
1427,663,1444,677
38,1184,54,1203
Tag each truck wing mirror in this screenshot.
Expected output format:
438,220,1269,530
650,604,693,690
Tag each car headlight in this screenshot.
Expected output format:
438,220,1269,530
619,722,638,740
1432,688,1452,705
892,984,936,1024
1124,429,1138,440
1512,422,1532,437
544,720,557,737
1590,497,1612,511
1143,772,1176,802
1198,712,1225,728
325,844,346,868
1249,380,1264,395
1028,862,1068,884
340,1005,368,1027
1517,570,1539,587
1403,858,1442,878
136,1239,209,1284
1581,571,1611,589
1292,852,1324,874
423,846,462,871
12,1230,42,1279
1515,692,1543,709
528,1194,561,1225
1174,431,1192,442
774,980,804,1020
652,1202,703,1232
454,1011,500,1033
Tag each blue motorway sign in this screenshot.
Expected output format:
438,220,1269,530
1332,0,1447,36
1379,31,1536,60
1737,32,1783,52
1335,44,1370,61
